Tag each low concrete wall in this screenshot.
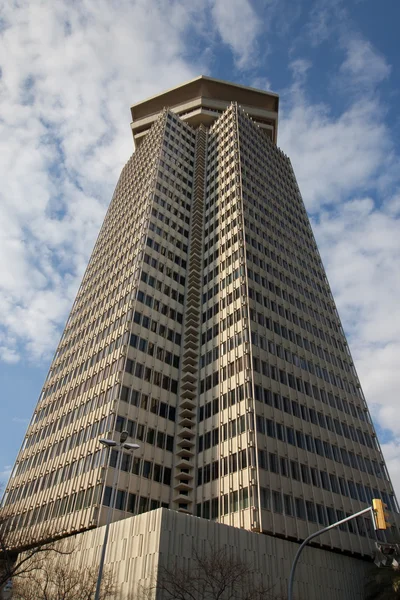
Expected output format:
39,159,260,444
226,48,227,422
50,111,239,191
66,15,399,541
59,508,372,599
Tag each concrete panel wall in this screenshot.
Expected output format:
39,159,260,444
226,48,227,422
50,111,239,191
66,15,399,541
57,508,372,600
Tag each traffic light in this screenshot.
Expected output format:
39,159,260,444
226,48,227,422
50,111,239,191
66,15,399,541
372,498,391,530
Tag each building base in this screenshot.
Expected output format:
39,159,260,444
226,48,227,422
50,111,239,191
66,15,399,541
50,508,373,599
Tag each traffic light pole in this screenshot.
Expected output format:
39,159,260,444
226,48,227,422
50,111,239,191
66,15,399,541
288,506,375,600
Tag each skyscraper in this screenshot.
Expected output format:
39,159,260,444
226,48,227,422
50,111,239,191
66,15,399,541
2,76,399,558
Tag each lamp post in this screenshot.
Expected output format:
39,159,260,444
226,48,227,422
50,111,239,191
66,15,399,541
94,431,139,600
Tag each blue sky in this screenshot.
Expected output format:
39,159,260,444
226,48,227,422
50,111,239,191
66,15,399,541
1,0,400,495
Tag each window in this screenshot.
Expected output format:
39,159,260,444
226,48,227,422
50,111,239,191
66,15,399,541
284,494,293,516
260,487,270,510
272,491,283,513
306,501,317,522
295,498,306,519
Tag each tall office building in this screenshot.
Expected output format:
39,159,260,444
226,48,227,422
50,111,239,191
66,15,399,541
2,77,399,558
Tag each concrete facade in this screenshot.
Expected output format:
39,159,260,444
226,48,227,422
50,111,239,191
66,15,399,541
60,508,372,600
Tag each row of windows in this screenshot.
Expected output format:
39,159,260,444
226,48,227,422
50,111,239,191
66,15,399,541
129,333,180,369
204,208,237,240
203,192,320,324
204,197,237,227
197,401,381,484
198,383,248,423
56,289,134,363
48,330,126,391
109,450,172,486
253,350,362,421
33,382,118,432
159,149,194,177
157,170,192,200
5,448,106,507
141,267,185,291
239,129,316,257
165,116,196,144
162,137,194,160
246,208,323,298
67,226,142,331
243,176,313,256
250,309,350,379
158,159,192,190
244,191,320,281
149,219,189,248
203,196,236,259
57,285,135,388
199,416,248,456
29,381,118,449
243,197,322,296
132,309,182,345
207,124,234,161
154,190,191,215
257,448,397,512
242,171,313,256
145,241,187,270
197,448,248,485
204,228,239,254
70,233,138,322
256,413,382,478
261,385,367,445
151,203,190,235
203,247,239,283
137,281,184,309
242,155,309,234
117,413,174,452
42,354,123,404
258,486,380,539
124,358,178,395
15,414,113,478
118,387,176,421
246,249,338,337
197,414,249,453
203,266,242,301
103,485,169,515
200,330,245,370
254,373,373,447
6,484,103,533
196,484,387,544
201,305,243,346
199,356,245,394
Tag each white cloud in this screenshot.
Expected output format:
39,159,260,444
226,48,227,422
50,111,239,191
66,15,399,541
210,0,262,69
0,0,205,362
279,96,393,211
306,0,346,46
381,441,400,503
340,38,391,89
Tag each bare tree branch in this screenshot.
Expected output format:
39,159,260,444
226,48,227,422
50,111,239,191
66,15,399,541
12,556,116,600
0,513,75,589
138,543,283,600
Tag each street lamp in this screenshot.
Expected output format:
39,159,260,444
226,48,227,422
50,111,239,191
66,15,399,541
94,431,140,600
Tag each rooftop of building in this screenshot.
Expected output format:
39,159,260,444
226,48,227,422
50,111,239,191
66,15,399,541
130,75,279,147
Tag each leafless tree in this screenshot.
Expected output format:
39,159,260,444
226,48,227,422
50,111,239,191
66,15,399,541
12,556,116,600
137,545,284,600
0,513,73,591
